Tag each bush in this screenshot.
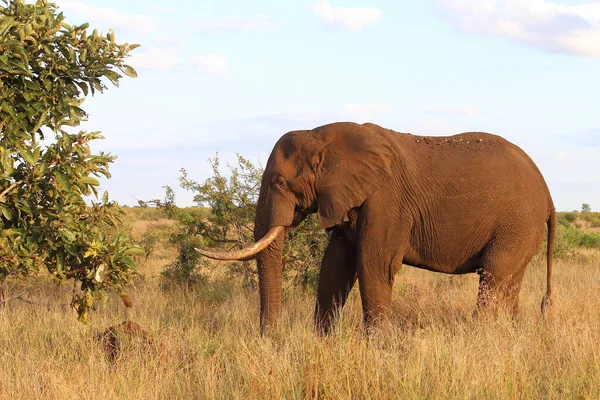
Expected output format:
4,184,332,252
284,215,329,292
161,238,208,289
159,154,329,293
579,232,600,249
558,212,577,226
137,223,171,260
552,225,578,259
544,224,600,258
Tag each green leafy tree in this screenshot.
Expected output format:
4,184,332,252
0,0,141,323
582,203,592,213
163,154,328,292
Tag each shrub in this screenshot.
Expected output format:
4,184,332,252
161,238,208,289
159,154,328,293
559,212,577,225
579,232,600,249
137,223,171,260
553,225,579,258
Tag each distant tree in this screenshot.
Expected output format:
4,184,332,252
581,204,592,213
0,0,141,323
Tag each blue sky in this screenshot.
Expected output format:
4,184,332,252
54,0,600,211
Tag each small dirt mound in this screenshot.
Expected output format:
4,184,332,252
95,320,151,361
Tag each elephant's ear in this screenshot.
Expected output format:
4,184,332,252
314,124,396,228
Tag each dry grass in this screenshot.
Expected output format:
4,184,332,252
130,218,175,239
1,229,600,399
578,220,600,234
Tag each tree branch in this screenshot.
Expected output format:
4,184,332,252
0,180,22,202
200,230,238,244
0,292,69,307
0,292,26,304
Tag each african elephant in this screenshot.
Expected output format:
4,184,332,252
196,122,555,335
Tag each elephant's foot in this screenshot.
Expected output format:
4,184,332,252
314,307,335,336
476,271,523,320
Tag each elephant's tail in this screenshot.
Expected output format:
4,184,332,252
541,210,555,316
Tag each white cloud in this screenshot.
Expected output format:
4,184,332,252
427,106,479,117
193,54,228,74
436,0,600,57
128,47,181,71
554,152,568,160
552,151,585,162
55,1,159,34
312,0,383,31
193,15,282,31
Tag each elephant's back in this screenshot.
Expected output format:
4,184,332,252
399,131,554,216
400,131,515,157
395,131,553,272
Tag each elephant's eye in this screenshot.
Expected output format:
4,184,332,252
275,177,287,188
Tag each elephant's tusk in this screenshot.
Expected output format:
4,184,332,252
194,226,284,261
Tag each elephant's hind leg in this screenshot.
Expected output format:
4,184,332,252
476,267,526,318
476,240,537,318
314,229,357,335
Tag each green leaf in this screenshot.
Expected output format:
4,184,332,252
17,199,33,215
56,252,65,278
1,206,14,221
18,148,35,165
75,81,89,96
32,147,41,163
0,16,15,37
79,176,100,186
120,256,136,269
122,247,144,257
61,131,72,149
59,227,76,242
120,64,137,78
53,171,72,192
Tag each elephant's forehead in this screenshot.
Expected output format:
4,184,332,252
276,132,305,156
269,147,298,174
272,131,315,163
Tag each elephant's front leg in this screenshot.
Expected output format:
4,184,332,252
355,210,407,331
356,251,400,330
314,229,357,335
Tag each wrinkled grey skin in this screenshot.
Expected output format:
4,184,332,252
249,122,554,334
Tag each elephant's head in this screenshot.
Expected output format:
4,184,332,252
196,122,395,333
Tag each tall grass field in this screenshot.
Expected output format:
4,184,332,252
1,210,599,399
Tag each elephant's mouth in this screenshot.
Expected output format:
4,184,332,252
292,207,306,227
292,203,317,227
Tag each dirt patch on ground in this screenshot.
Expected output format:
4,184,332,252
95,320,152,362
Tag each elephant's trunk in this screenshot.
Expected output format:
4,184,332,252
253,199,286,334
196,170,292,334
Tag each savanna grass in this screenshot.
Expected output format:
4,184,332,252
1,229,599,399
